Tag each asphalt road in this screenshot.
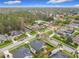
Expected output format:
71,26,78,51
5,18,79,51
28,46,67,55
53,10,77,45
0,35,36,51
0,29,50,52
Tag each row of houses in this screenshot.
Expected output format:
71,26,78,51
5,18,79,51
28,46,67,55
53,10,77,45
0,31,20,44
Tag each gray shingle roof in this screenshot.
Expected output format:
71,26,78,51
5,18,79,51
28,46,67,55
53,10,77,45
73,35,79,45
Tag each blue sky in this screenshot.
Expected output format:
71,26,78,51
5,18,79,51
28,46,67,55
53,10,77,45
0,0,79,7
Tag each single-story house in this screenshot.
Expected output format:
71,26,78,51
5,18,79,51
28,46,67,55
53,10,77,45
0,35,7,43
72,35,79,45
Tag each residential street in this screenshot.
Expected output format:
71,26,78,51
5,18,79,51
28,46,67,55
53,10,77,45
0,35,36,51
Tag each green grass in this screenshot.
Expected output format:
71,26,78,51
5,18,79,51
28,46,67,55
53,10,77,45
39,28,46,32
0,40,12,48
60,50,75,58
30,31,37,35
45,42,55,51
47,31,53,35
72,31,79,37
28,38,38,43
9,38,37,52
9,42,32,53
55,19,71,26
52,34,78,49
41,39,56,49
14,33,27,41
9,43,26,52
23,44,29,48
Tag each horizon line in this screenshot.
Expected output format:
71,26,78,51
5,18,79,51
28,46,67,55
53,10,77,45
0,6,79,8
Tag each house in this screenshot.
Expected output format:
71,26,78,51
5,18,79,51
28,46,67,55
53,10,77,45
10,31,20,36
0,35,7,43
72,35,79,45
11,47,32,58
30,40,44,53
31,24,40,31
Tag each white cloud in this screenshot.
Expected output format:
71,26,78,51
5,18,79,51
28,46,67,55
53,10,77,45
47,0,73,3
3,0,21,4
74,4,79,7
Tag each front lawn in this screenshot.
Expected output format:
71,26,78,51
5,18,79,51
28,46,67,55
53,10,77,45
9,43,28,52
45,42,55,51
30,31,37,35
52,34,78,49
60,50,75,58
0,40,12,48
38,28,46,32
14,33,27,41
71,30,79,37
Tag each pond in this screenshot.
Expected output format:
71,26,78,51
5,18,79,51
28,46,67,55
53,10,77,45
11,47,32,58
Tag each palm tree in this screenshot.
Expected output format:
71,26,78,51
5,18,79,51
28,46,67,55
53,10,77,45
41,45,49,58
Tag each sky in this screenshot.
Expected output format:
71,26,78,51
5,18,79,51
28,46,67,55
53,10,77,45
0,0,79,7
